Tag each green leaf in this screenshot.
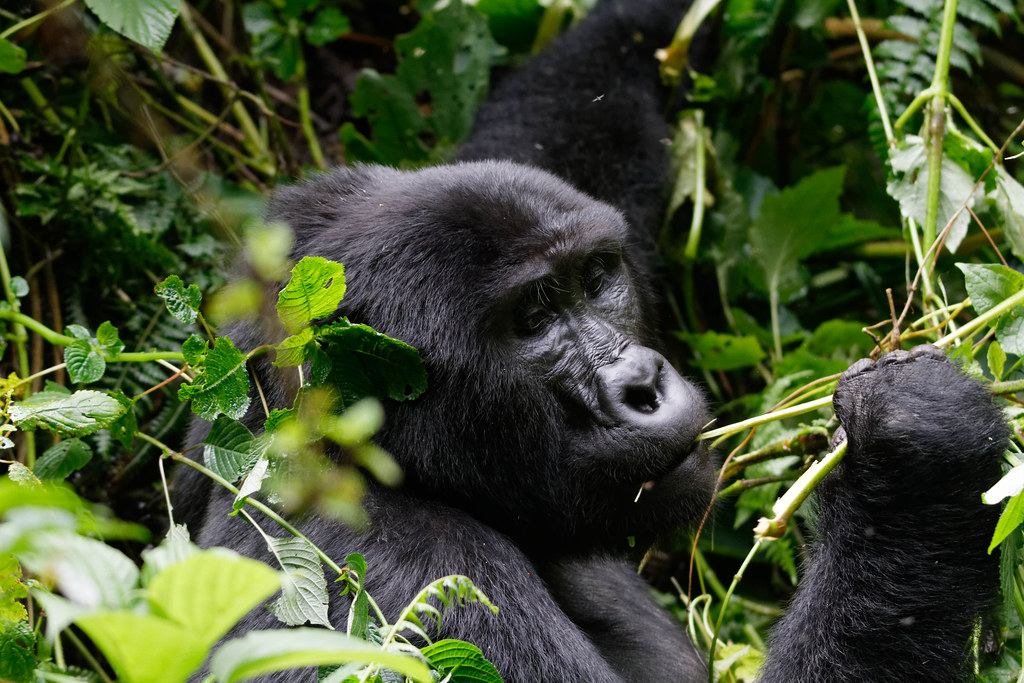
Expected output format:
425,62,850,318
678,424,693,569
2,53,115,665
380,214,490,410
276,257,347,334
677,331,766,371
421,639,503,683
233,456,269,510
957,263,1024,313
987,340,1006,381
306,8,351,46
140,524,199,584
182,334,208,366
210,628,434,683
178,337,251,421
64,339,106,384
749,166,845,301
96,321,125,356
887,136,982,253
15,531,139,609
83,0,181,52
991,166,1024,262
203,416,257,482
33,439,93,480
317,321,427,407
75,612,208,683
9,276,28,298
0,555,28,623
267,536,332,628
0,619,34,683
274,327,317,367
0,38,26,75
155,275,202,325
989,489,1024,553
9,390,127,436
147,552,281,647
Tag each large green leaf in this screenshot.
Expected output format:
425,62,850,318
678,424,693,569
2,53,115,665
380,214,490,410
749,166,845,302
267,536,331,628
9,390,126,436
0,620,34,683
277,257,347,334
210,628,433,683
156,275,203,325
147,552,281,646
316,321,427,407
83,0,181,53
33,438,93,480
178,337,252,421
421,639,503,683
76,612,207,683
203,416,257,482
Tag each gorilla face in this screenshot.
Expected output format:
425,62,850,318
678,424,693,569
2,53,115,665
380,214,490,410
270,160,716,550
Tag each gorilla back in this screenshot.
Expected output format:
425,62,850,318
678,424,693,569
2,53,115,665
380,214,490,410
183,1,1007,682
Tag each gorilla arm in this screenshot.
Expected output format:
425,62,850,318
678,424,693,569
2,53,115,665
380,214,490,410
759,347,1005,682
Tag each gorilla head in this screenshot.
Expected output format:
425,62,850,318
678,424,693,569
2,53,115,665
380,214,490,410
267,160,716,554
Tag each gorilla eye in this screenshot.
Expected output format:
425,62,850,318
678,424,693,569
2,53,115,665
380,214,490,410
514,291,555,336
582,252,621,298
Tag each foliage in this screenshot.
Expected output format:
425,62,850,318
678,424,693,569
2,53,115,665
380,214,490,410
2,0,1024,681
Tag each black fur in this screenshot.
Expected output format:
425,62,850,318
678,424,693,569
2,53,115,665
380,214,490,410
178,1,1006,681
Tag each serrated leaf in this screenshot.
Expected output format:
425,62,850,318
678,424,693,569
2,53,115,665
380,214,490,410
274,327,317,367
147,551,281,647
5,463,38,487
9,390,126,436
178,337,251,421
83,0,181,52
0,555,28,623
182,334,208,366
268,536,331,628
0,619,33,683
422,639,503,683
33,439,93,480
0,38,26,75
277,257,347,334
211,628,433,683
887,136,983,253
155,274,202,325
991,167,1024,262
203,416,257,482
957,262,1024,320
317,321,427,407
64,339,106,384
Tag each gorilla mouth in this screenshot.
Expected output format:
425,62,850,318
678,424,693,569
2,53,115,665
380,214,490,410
637,439,708,499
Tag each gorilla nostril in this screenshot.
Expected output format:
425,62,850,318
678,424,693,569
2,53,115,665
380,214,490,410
625,385,659,414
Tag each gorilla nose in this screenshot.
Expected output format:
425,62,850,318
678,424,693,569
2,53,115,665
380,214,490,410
597,345,705,442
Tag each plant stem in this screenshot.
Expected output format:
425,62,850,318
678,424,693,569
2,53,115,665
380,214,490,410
922,0,959,253
708,537,764,683
754,440,848,540
0,235,35,465
699,395,832,444
0,0,76,40
845,0,893,146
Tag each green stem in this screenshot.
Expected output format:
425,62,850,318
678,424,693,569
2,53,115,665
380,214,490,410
935,288,1024,347
753,440,848,540
295,52,326,170
683,110,706,262
845,0,894,145
699,395,832,444
532,0,569,53
0,309,184,361
946,94,1000,154
160,443,345,576
922,0,959,253
708,538,764,683
0,235,35,465
0,0,77,40
178,2,269,163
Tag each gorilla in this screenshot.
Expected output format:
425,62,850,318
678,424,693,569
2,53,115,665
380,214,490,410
179,0,1008,681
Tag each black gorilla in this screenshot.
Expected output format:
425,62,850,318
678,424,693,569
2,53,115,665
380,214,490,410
181,1,1007,680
